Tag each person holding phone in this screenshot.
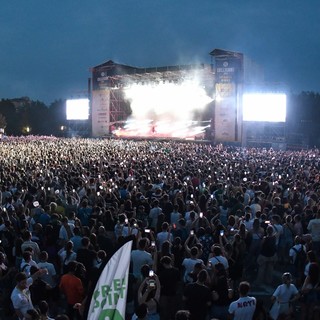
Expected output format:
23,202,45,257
207,245,229,271
131,238,154,281
156,222,173,250
182,247,204,284
137,270,161,320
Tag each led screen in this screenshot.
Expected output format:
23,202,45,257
242,93,286,122
66,99,89,120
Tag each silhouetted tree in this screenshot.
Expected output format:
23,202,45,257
0,99,20,135
0,113,7,129
48,99,67,135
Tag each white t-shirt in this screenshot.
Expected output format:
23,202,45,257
228,296,256,320
11,278,34,317
131,249,153,279
272,283,298,315
184,211,198,222
307,218,320,241
170,211,181,225
273,283,298,303
289,244,306,264
58,249,77,266
20,259,38,277
272,223,284,246
149,207,162,228
59,223,75,241
156,231,173,250
243,219,254,231
250,203,261,218
37,261,57,287
114,224,129,239
208,255,229,270
182,258,203,283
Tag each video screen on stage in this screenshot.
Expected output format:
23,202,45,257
242,93,286,122
66,99,90,120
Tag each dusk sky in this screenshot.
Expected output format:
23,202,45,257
1,1,319,105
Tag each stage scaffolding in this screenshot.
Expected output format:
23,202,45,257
242,121,287,150
90,60,215,136
109,85,128,125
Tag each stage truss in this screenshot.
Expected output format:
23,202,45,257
91,61,215,138
242,121,287,149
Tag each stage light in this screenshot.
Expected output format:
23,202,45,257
66,98,89,120
118,79,212,139
243,93,286,122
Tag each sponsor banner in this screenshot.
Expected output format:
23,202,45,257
92,90,110,136
215,83,237,142
92,70,111,90
88,240,133,320
216,58,242,84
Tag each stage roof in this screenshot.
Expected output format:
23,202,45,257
91,60,214,88
210,48,243,59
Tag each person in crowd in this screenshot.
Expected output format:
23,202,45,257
75,236,97,281
182,246,203,284
158,255,181,320
11,269,47,320
279,215,295,265
24,308,41,320
246,218,265,272
300,262,320,320
131,303,148,320
29,265,51,308
58,217,74,248
69,227,83,253
175,310,191,320
38,300,55,320
255,225,277,286
156,222,173,250
183,269,211,320
21,231,41,262
37,251,58,313
137,270,161,320
131,237,154,281
228,281,256,320
20,250,38,277
270,272,300,319
289,235,307,285
96,225,114,257
59,261,84,320
0,251,16,308
149,200,163,230
307,210,320,259
210,262,231,319
207,245,229,271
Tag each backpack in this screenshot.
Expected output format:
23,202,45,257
292,245,307,274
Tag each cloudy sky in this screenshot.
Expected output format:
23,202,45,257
1,0,319,104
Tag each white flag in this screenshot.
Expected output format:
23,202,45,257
88,240,133,320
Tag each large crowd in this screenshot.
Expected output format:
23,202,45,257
0,136,320,320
